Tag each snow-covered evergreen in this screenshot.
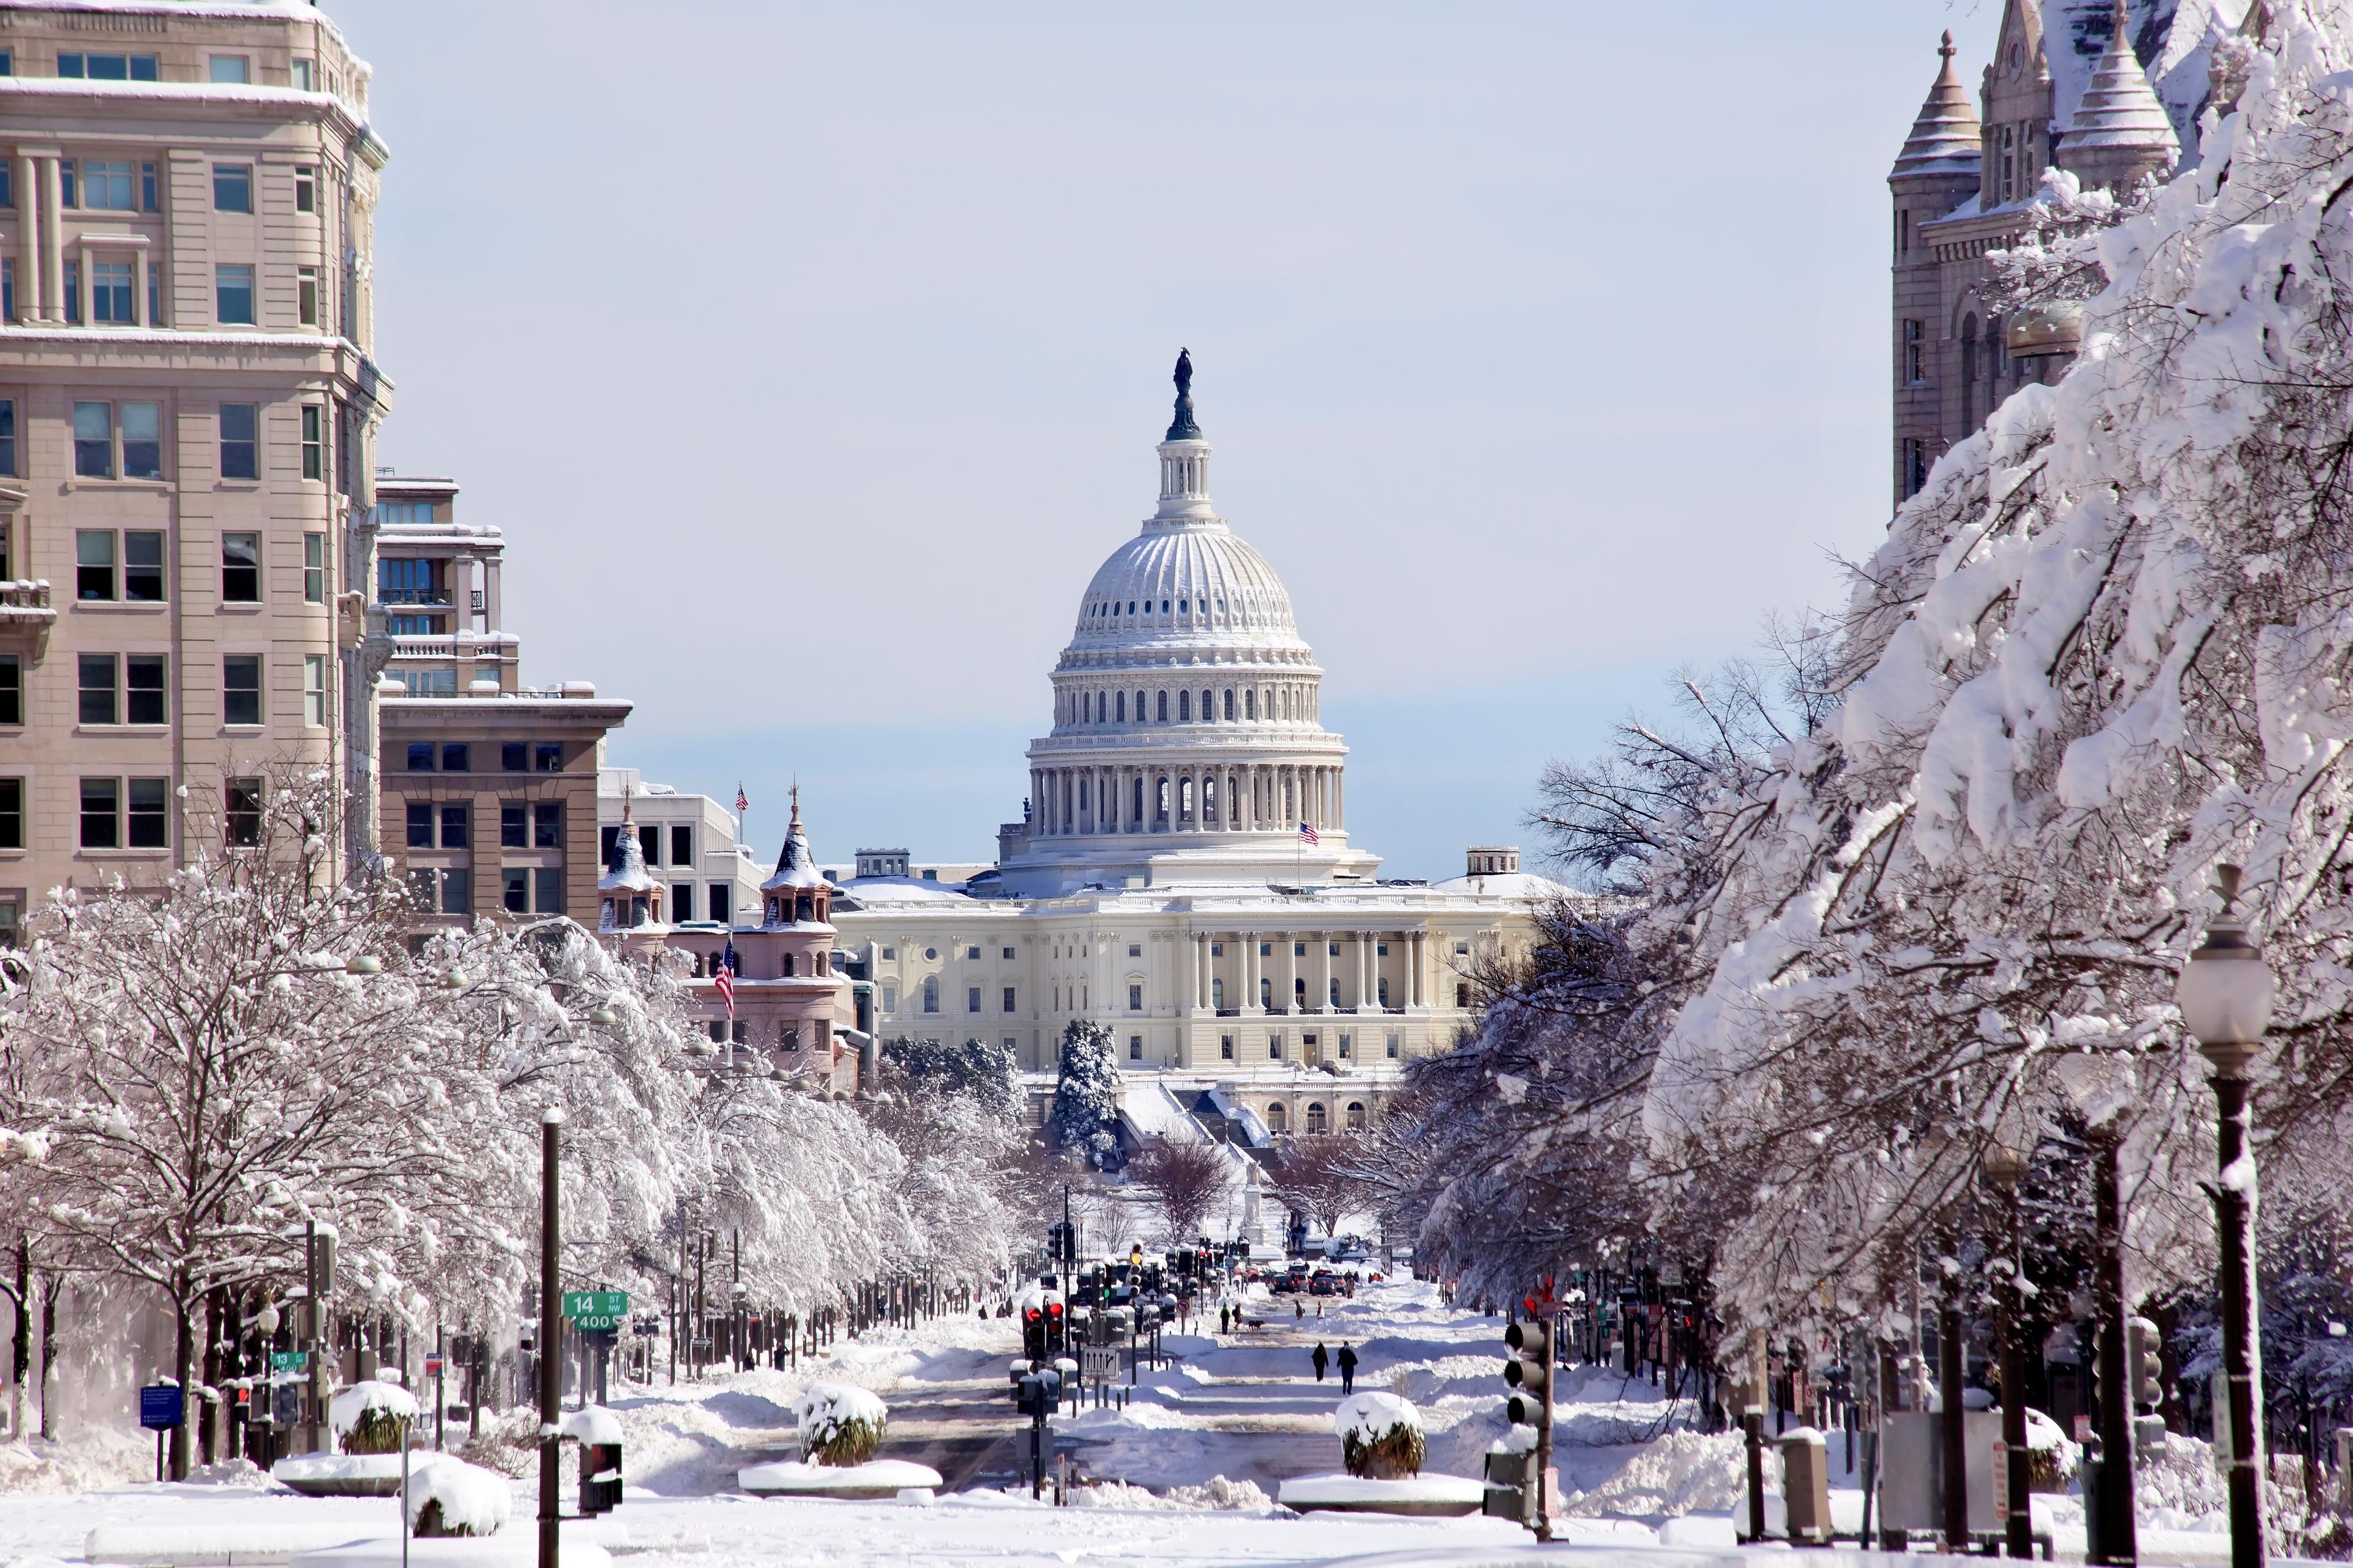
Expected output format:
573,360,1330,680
1048,1021,1123,1167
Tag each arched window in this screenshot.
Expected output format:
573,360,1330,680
1201,689,1213,721
1265,1102,1288,1134
1260,976,1272,1009
1157,690,1168,722
922,976,939,1014
1078,777,1089,810
1295,976,1308,1007
1224,688,1235,721
1179,690,1192,721
1180,775,1194,819
1378,976,1390,1007
1133,775,1145,821
1330,978,1341,1007
1305,1103,1328,1134
1205,777,1218,821
1345,1102,1366,1132
1117,691,1127,723
1136,689,1146,721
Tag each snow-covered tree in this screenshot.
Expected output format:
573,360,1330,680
878,1035,1020,1121
1127,1136,1233,1246
1048,1021,1122,1167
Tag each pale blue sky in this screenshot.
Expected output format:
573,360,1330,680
337,0,1996,881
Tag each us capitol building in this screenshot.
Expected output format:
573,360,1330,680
827,356,1562,1141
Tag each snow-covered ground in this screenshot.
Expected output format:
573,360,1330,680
0,1279,2245,1567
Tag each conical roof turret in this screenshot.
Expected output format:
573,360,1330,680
760,784,826,892
600,787,656,893
1892,33,1982,178
2062,0,2178,157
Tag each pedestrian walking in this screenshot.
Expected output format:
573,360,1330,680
1312,1342,1329,1382
1219,1304,1230,1334
1338,1342,1358,1395
1296,1300,1305,1321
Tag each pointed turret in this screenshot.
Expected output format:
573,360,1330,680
1892,33,1983,178
2056,0,2179,191
761,783,830,926
599,786,660,930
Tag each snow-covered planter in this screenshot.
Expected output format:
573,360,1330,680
738,1457,942,1500
2022,1406,2077,1490
272,1451,407,1498
405,1454,511,1538
1276,1472,1484,1516
797,1382,886,1466
330,1379,419,1456
1334,1392,1423,1480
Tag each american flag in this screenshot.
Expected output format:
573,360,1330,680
714,939,738,1018
1298,821,1319,846
735,784,749,814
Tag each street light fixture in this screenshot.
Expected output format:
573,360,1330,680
2175,863,2274,1568
1981,1132,2033,1560
345,954,382,976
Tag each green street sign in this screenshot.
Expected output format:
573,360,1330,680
563,1290,628,1331
269,1350,308,1372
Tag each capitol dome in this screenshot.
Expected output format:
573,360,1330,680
1000,353,1376,895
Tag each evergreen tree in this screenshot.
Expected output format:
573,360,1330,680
880,1035,1021,1120
1048,1020,1123,1167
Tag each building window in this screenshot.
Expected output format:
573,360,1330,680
1155,690,1167,721
221,533,261,602
0,655,18,726
672,882,694,922
501,803,527,849
295,165,316,212
536,742,563,772
439,867,469,915
75,530,116,599
224,779,262,847
1338,1032,1352,1058
73,402,113,478
0,399,15,477
1456,982,1471,1008
708,883,730,924
58,53,160,81
671,824,694,866
80,778,119,848
303,533,327,603
1128,983,1143,1011
440,803,469,849
1269,1035,1283,1060
127,654,166,724
1261,976,1272,1009
882,947,896,961
297,266,319,327
533,802,561,848
637,824,658,865
222,655,261,725
300,405,324,480
922,976,938,1014
503,869,529,914
1902,319,1924,385
219,404,258,478
967,985,982,1013
406,800,433,849
1129,1035,1143,1060
501,742,526,771
407,743,435,772
125,530,164,600
93,259,134,322
208,55,250,85
0,777,21,848
302,654,327,727
882,985,897,1012
1219,1034,1233,1060
78,654,117,724
82,160,135,211
535,867,562,914
443,743,469,772
127,777,169,849
1003,985,1017,1013
216,264,255,325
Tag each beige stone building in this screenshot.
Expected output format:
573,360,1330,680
1890,0,2239,503
0,0,392,928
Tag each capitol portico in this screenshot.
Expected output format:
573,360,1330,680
828,357,1566,1139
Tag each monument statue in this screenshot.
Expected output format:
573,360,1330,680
1166,347,1201,441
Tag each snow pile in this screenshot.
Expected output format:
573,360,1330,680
0,1430,152,1494
1560,1429,1765,1518
797,1381,887,1466
1066,1476,1277,1512
737,1457,942,1497
562,1407,623,1446
404,1454,510,1538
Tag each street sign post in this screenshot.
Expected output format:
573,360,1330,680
139,1384,183,1482
269,1350,309,1373
563,1290,629,1332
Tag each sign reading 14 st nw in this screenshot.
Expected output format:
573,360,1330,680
563,1290,629,1332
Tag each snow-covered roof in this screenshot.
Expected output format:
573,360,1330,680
1892,33,1982,178
833,877,977,905
2046,0,2239,147
760,796,827,894
599,800,657,894
1119,1080,1213,1146
2062,1,2182,153
1425,869,1579,903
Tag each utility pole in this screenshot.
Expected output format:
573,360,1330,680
538,1108,563,1568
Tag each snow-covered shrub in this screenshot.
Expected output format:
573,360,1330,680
798,1382,886,1466
329,1380,418,1455
1048,1021,1122,1167
405,1454,511,1537
2022,1407,2077,1489
1334,1391,1423,1479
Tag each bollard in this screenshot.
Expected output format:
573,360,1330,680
1781,1427,1831,1545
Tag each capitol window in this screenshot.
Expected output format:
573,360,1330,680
1156,690,1168,721
1223,689,1235,720
1245,690,1255,719
1117,692,1127,721
1179,690,1191,721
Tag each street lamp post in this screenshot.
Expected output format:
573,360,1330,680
2175,863,2276,1568
1982,1138,2033,1559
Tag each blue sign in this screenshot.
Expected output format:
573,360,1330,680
138,1384,183,1431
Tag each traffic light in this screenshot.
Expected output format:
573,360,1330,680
2128,1316,2164,1413
1022,1305,1046,1360
1046,1299,1067,1356
1485,1319,1553,1533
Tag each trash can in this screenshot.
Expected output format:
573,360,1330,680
1781,1427,1831,1544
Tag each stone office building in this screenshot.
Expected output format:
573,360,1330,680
0,0,393,933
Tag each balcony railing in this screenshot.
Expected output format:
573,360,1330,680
388,632,519,662
379,587,452,606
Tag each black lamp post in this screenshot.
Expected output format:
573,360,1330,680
1982,1138,2033,1559
2175,863,2276,1568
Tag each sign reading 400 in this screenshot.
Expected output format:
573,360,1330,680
563,1290,629,1332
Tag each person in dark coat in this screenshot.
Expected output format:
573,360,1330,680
1338,1342,1359,1394
1311,1342,1330,1382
